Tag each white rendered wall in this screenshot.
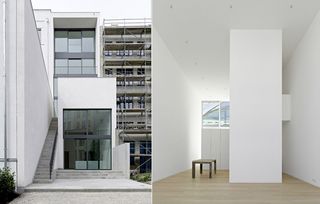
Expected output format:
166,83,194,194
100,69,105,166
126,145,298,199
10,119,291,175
230,30,282,183
201,129,229,170
113,143,130,179
0,0,53,187
34,10,54,95
23,0,53,186
152,28,201,182
282,94,291,121
57,77,116,169
283,11,320,187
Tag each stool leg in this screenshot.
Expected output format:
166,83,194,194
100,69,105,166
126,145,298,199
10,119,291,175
200,163,203,174
209,163,212,178
214,161,217,174
192,163,195,178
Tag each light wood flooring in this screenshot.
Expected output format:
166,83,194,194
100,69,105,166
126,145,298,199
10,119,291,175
153,169,320,204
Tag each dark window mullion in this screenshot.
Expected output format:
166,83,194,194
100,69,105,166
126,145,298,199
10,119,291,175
86,110,89,169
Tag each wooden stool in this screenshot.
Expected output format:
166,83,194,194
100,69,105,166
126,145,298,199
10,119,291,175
192,159,217,178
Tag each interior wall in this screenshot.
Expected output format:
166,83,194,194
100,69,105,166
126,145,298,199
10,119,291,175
283,11,320,187
202,129,229,170
230,30,282,183
152,28,201,182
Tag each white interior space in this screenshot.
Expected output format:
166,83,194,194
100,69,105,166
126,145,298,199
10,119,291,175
152,0,320,187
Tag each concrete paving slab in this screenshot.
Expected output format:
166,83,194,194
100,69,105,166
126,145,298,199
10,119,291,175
24,179,151,192
11,192,151,204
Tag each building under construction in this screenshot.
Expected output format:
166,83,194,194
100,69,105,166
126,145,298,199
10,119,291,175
102,19,152,173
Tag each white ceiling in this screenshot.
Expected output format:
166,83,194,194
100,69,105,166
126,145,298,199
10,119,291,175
153,0,320,99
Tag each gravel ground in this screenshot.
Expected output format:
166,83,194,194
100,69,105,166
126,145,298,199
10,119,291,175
10,192,151,204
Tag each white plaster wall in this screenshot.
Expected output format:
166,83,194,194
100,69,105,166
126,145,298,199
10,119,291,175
23,0,53,186
152,28,201,182
113,143,130,179
1,0,19,172
282,94,291,121
201,129,229,170
34,10,54,95
0,0,53,187
230,30,282,183
283,11,320,187
57,77,116,169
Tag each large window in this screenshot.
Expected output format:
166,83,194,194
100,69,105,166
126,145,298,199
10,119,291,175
63,109,112,170
202,101,230,128
55,59,96,75
64,109,111,137
55,30,95,53
54,30,96,75
82,31,95,52
55,31,68,52
68,31,82,53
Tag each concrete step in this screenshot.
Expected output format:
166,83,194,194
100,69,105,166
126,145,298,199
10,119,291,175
55,170,126,179
33,179,54,184
36,167,49,171
35,173,50,178
55,173,125,177
56,174,126,179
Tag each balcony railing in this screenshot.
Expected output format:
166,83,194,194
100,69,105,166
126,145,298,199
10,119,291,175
103,18,152,27
55,66,96,76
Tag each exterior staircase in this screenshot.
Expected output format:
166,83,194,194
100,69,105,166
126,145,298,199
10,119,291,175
55,170,127,179
33,118,58,183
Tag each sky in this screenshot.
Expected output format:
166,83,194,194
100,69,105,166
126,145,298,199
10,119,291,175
31,0,151,19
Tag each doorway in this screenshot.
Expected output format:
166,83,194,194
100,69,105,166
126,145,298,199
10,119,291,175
63,109,112,170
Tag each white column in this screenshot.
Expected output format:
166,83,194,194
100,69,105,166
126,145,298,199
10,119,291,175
229,30,282,183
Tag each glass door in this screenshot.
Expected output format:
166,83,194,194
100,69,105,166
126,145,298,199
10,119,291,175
63,109,112,170
87,139,99,170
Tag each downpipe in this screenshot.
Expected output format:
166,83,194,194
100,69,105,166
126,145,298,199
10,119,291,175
1,0,7,168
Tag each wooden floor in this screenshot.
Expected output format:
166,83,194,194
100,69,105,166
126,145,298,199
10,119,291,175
153,169,320,204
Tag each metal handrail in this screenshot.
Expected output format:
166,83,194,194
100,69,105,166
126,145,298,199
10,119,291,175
103,18,152,27
49,129,58,180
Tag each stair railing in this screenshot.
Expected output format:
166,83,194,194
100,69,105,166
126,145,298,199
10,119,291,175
49,129,58,180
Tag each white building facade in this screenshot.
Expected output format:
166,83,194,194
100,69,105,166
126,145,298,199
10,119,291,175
0,0,129,190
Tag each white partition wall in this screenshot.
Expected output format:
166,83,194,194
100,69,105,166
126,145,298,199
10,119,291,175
229,30,282,183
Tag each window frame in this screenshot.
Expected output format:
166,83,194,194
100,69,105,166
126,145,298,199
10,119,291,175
202,101,230,129
63,109,112,139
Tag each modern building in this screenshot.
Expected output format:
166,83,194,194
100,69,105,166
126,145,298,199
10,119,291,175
102,19,152,173
0,0,130,190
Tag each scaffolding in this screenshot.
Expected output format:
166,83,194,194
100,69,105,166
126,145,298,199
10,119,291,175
102,19,152,173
